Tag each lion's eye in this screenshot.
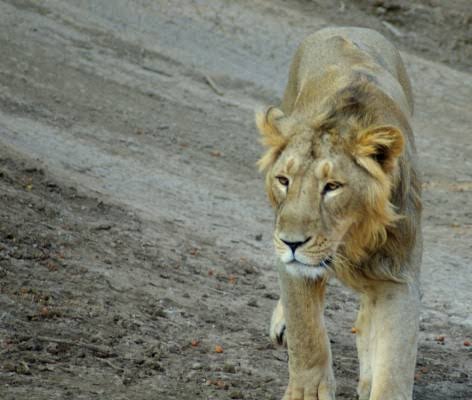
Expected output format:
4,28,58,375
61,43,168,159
323,181,343,194
276,176,289,187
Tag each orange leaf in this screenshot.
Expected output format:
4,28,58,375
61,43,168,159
39,306,49,318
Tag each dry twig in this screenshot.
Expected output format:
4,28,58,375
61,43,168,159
382,21,404,37
204,75,224,96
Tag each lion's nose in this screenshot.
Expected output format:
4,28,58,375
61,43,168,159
281,237,311,253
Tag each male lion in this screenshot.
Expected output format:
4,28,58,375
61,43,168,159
256,28,422,400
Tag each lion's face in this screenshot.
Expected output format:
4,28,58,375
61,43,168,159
269,132,369,278
256,105,404,278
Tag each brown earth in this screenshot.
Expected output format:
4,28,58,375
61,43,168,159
0,1,471,399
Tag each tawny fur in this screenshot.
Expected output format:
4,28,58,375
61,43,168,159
257,27,422,400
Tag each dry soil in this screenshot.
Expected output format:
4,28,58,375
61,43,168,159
0,1,471,399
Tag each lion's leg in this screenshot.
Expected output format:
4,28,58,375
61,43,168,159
270,299,287,346
278,265,335,400
355,295,374,400
365,281,420,400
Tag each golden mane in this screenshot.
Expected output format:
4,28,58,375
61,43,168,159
257,75,422,284
317,78,422,283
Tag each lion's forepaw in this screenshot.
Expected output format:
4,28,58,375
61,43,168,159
282,373,335,400
270,300,287,347
271,320,287,346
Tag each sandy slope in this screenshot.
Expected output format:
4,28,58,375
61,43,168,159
0,1,471,399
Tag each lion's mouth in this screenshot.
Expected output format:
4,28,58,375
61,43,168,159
285,258,332,279
290,257,332,268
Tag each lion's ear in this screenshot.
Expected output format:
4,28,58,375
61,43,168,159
353,125,404,173
255,106,286,145
255,107,288,172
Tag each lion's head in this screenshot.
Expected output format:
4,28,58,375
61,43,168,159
256,80,414,280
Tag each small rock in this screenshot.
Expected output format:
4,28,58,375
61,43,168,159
255,283,266,290
122,376,133,385
16,361,31,375
223,363,236,373
146,360,164,371
230,390,244,399
376,6,387,15
47,343,59,354
167,343,180,354
243,264,258,275
247,299,258,307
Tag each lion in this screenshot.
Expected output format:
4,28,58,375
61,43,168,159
256,27,422,400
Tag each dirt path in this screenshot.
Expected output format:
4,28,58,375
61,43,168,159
0,1,471,399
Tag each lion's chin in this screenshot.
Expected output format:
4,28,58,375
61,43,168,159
284,260,329,280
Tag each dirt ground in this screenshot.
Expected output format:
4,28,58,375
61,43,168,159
0,1,471,399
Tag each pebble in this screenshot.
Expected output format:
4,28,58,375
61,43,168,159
247,298,258,307
230,390,244,399
223,363,236,373
191,362,203,370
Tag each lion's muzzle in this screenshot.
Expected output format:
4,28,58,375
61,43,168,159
280,237,311,254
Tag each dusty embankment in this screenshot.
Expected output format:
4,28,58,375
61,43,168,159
0,1,470,399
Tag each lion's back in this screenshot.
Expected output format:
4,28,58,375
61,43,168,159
291,27,413,115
